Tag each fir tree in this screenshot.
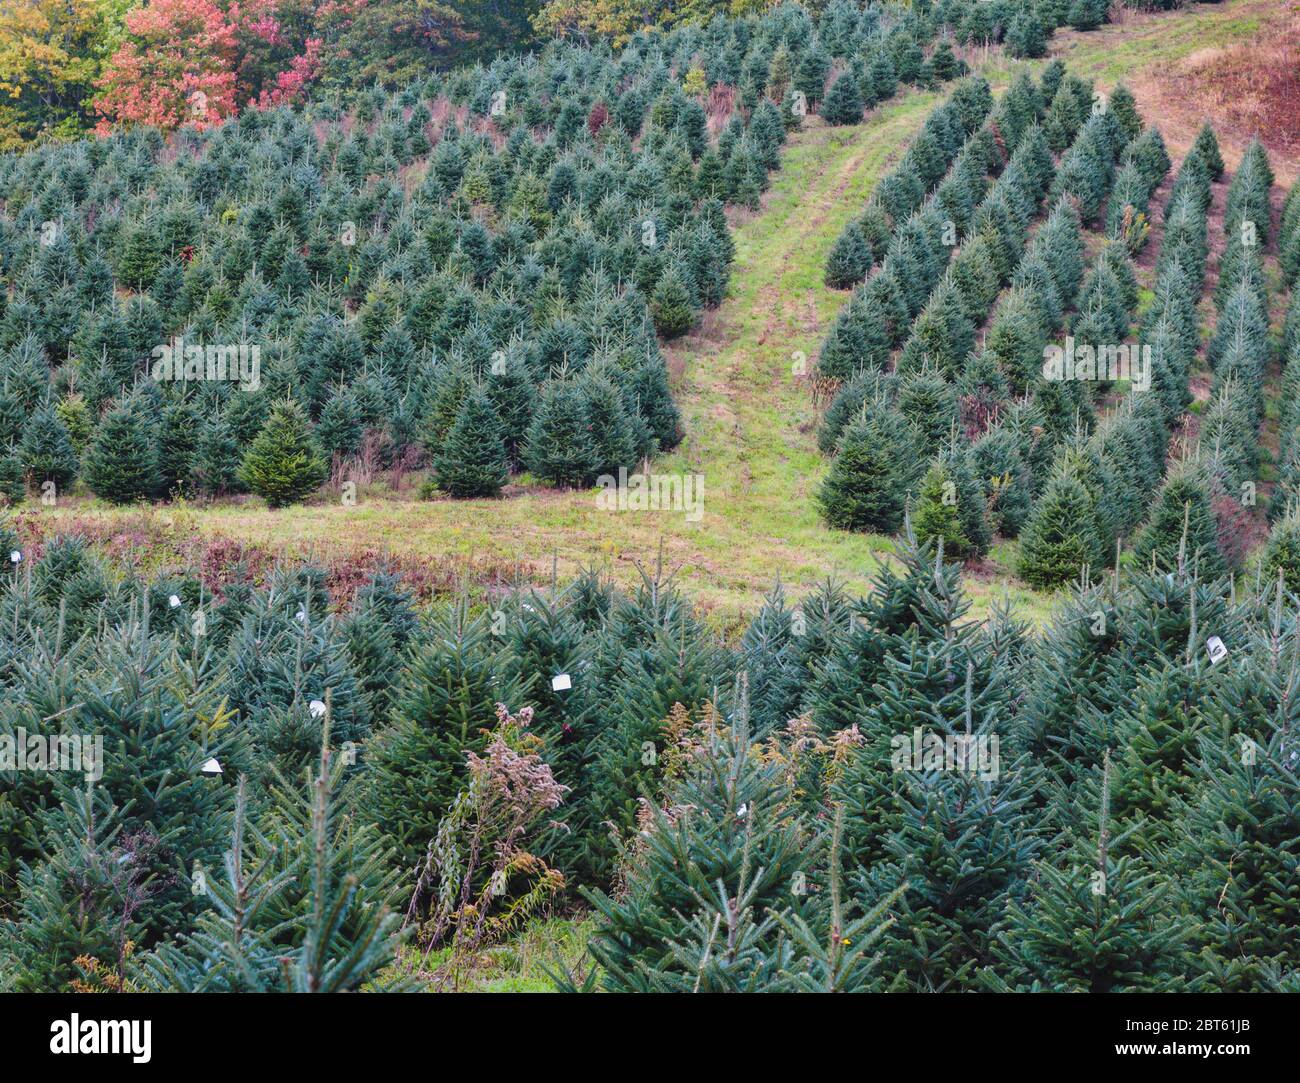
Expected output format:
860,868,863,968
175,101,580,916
82,394,161,505
360,601,527,875
1017,469,1108,589
983,758,1194,991
582,701,811,992
19,406,78,492
1133,468,1228,581
650,266,695,338
1261,512,1300,594
822,70,864,126
237,399,328,508
913,460,971,558
524,379,599,489
1192,122,1225,181
817,406,917,534
138,758,408,992
435,386,508,498
825,224,874,288
191,413,241,497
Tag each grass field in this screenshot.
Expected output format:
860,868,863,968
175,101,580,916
26,0,1286,630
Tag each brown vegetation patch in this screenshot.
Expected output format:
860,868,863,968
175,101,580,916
1130,4,1300,184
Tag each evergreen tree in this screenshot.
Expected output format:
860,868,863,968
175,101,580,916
822,70,864,126
983,759,1194,991
0,791,145,992
913,460,970,558
1261,511,1300,594
191,413,241,497
1067,0,1107,32
360,601,526,875
1175,652,1300,989
1017,469,1108,589
0,450,26,506
19,406,78,492
817,406,918,534
1192,122,1225,181
580,613,727,883
1005,10,1047,59
317,387,364,461
581,371,638,476
238,399,328,508
435,386,508,498
583,702,811,992
825,224,873,288
524,379,599,489
138,760,408,992
1133,468,1228,581
650,266,695,338
82,395,161,505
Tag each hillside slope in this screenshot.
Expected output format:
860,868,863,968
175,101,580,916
31,0,1287,623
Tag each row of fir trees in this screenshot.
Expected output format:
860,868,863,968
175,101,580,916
0,2,1004,511
815,57,1293,594
1,514,1297,991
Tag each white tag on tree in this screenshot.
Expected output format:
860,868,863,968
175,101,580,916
309,699,327,718
1206,636,1228,665
9,550,20,564
168,594,181,608
200,757,223,776
551,673,572,692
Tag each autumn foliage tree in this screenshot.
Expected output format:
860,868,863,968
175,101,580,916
0,0,114,148
94,0,328,131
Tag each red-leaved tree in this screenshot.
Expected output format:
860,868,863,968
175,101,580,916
95,0,332,132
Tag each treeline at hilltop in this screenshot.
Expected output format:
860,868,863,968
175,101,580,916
3,0,1116,149
0,517,1296,992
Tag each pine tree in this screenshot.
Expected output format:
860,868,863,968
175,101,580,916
580,615,726,884
826,566,1037,989
581,371,638,476
795,44,831,106
0,791,146,992
971,424,1032,537
0,451,25,506
435,386,508,497
238,399,328,508
812,524,973,742
317,387,364,461
1067,0,1106,32
897,366,959,456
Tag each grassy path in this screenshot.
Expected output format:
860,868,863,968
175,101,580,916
33,0,1279,627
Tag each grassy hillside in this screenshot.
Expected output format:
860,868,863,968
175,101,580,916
27,0,1284,628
